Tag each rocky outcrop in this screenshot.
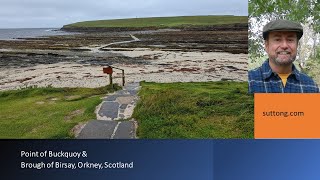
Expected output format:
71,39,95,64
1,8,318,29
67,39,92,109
61,23,248,32
61,26,160,32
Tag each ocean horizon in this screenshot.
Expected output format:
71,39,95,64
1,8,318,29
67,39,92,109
0,28,78,40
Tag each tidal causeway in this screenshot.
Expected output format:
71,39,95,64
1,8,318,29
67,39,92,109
0,23,248,91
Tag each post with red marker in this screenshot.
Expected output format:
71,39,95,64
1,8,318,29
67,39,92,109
103,66,113,87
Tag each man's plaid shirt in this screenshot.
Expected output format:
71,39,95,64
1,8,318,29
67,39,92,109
249,60,319,93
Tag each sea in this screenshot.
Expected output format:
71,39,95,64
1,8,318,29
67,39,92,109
0,28,79,40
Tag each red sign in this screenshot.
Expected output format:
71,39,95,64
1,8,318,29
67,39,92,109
103,67,113,74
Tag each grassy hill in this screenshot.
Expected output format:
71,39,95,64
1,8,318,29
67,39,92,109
63,15,248,28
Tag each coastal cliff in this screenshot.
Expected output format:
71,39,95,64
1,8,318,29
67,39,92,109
61,23,248,32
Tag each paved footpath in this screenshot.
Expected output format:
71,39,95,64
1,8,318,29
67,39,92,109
76,82,140,139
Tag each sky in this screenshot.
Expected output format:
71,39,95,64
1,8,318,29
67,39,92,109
0,0,248,28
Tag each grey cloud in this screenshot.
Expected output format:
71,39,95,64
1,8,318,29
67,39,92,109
0,0,248,28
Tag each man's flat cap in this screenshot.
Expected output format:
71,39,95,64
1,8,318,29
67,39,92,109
263,19,303,40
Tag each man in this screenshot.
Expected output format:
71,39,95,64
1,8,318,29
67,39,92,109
249,19,319,93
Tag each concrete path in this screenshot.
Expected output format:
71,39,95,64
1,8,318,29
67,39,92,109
76,82,140,139
77,34,140,53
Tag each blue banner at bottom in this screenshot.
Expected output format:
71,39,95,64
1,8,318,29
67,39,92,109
1,140,320,180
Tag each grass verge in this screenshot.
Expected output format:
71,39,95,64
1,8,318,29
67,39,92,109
0,85,120,139
133,81,253,138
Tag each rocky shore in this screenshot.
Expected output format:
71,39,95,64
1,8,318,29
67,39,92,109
61,23,248,32
0,24,248,91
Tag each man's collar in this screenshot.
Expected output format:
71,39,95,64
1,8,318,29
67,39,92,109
291,64,301,81
261,60,273,80
261,59,301,81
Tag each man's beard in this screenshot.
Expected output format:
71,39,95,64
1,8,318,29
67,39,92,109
271,53,296,66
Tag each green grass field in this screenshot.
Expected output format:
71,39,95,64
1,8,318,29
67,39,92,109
63,15,247,28
0,85,120,139
133,81,254,139
0,81,253,139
